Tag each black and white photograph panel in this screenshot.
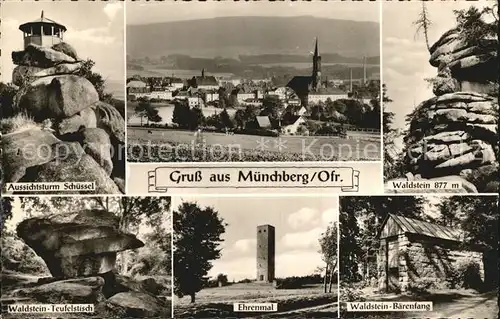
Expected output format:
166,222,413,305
172,196,338,318
126,1,381,162
338,195,499,319
1,196,172,318
0,1,126,195
383,1,498,193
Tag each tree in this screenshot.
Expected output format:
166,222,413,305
216,273,229,286
261,95,284,120
77,59,113,102
413,1,432,51
172,100,191,129
1,197,14,232
135,100,162,126
453,6,497,46
310,103,325,121
219,109,234,129
382,84,406,180
339,208,362,284
173,202,226,303
0,83,18,118
190,107,205,130
339,196,426,283
234,109,245,130
438,196,498,290
218,87,228,109
319,222,337,293
130,227,172,277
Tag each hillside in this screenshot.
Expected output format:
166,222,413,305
127,16,379,59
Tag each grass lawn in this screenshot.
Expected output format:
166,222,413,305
175,283,337,318
127,127,380,162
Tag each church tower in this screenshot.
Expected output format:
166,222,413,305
312,37,322,91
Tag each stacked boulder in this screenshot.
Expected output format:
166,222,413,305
2,43,125,194
390,26,498,193
5,209,171,318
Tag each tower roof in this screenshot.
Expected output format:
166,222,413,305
19,11,67,33
314,37,319,57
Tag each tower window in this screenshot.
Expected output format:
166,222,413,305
263,229,266,232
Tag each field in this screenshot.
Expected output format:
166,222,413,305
175,283,338,318
127,103,239,126
127,127,381,162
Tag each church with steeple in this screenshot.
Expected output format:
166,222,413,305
287,38,348,107
311,38,322,92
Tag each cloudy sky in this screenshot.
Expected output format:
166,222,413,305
1,1,124,89
172,196,338,282
127,1,380,25
383,1,492,149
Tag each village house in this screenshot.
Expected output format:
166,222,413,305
256,116,272,129
240,98,263,108
237,92,255,103
284,103,307,117
169,78,185,90
188,96,203,108
282,115,307,135
188,69,219,90
377,214,485,293
127,80,149,98
308,87,349,104
204,90,219,103
267,87,290,100
173,91,189,101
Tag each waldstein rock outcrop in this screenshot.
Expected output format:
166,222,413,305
387,25,498,193
3,42,125,194
16,209,144,278
6,209,171,317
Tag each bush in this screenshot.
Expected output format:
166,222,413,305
407,278,435,295
1,233,50,276
275,275,322,289
339,284,366,302
446,257,483,290
0,112,40,134
127,139,322,162
238,278,253,284
236,128,279,137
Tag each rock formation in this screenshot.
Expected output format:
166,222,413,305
2,209,171,318
16,209,144,278
387,24,498,193
2,42,125,194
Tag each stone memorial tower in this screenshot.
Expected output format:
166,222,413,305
256,224,275,282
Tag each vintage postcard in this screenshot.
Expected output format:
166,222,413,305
339,195,499,319
0,1,126,195
383,1,498,194
1,196,172,318
126,1,381,163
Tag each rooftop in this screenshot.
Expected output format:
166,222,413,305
19,11,67,32
379,214,460,242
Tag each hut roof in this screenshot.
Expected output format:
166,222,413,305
378,214,460,242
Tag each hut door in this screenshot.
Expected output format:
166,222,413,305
388,267,399,292
386,239,400,292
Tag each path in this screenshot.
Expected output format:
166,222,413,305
263,302,338,318
405,291,498,318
